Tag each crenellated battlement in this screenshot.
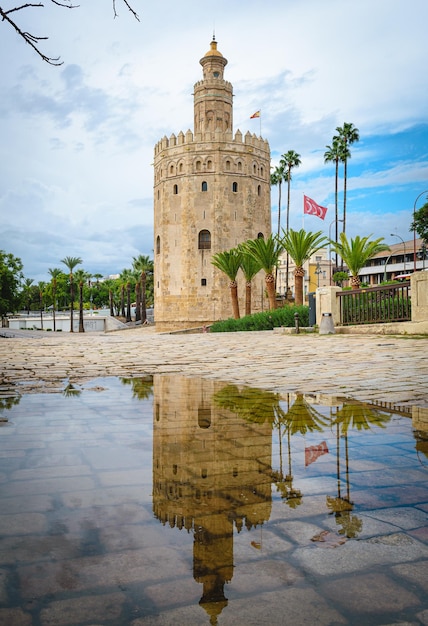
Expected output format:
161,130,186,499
154,129,269,156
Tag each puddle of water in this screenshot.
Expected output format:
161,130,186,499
0,376,427,625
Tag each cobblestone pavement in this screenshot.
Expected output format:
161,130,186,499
1,327,427,407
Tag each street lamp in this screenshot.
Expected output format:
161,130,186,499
413,190,428,272
390,233,406,273
315,262,322,287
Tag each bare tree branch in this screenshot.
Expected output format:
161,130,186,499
0,1,140,65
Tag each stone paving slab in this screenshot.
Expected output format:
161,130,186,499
1,328,427,407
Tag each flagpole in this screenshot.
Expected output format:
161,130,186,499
259,110,262,137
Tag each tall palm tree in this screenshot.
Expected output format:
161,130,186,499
334,123,359,239
324,139,349,269
22,278,34,315
74,269,90,332
47,268,62,331
237,247,262,316
330,233,389,289
242,235,283,310
279,150,301,295
132,254,153,323
37,281,45,330
120,269,133,323
61,256,82,332
270,163,287,238
211,248,243,319
280,228,328,306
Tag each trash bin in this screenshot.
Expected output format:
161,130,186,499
308,292,316,327
319,312,335,334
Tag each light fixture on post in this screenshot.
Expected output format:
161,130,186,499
413,191,428,272
315,262,322,287
390,233,406,273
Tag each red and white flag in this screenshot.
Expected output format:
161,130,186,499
305,441,329,467
304,195,328,220
250,110,261,119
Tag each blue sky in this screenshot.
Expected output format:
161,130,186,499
1,0,427,281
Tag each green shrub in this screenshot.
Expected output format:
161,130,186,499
210,305,309,332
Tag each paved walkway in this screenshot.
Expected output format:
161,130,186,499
1,327,427,407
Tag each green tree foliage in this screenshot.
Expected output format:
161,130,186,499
242,235,283,311
410,199,428,244
238,247,262,316
61,256,82,332
280,229,328,306
334,122,360,238
331,233,389,288
211,248,243,319
0,250,23,317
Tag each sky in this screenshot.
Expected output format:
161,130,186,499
1,0,427,282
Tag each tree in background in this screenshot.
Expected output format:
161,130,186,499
47,268,62,331
61,256,82,332
37,281,46,330
211,248,243,320
334,123,360,240
410,198,428,244
238,247,262,316
331,233,389,289
242,235,284,311
279,150,301,295
0,250,23,319
133,255,153,323
22,277,34,315
280,229,328,306
74,269,90,332
324,138,349,269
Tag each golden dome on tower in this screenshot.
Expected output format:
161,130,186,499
204,38,223,58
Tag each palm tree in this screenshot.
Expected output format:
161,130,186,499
237,247,262,316
120,269,133,323
132,254,153,323
242,235,283,310
270,163,287,238
74,269,89,332
334,123,360,239
211,248,243,319
330,233,389,289
279,150,301,295
324,139,349,269
48,268,62,331
22,278,34,315
280,228,328,306
37,281,45,330
61,256,82,332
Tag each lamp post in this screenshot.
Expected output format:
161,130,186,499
390,233,406,273
315,262,322,287
413,191,428,272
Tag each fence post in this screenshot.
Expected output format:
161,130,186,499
316,287,342,326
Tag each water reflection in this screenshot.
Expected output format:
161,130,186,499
0,376,426,625
149,376,401,623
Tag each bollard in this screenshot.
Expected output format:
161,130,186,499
294,312,300,334
319,312,335,334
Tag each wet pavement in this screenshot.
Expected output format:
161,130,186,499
0,327,427,407
0,329,427,625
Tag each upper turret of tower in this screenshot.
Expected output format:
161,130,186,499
199,38,228,80
194,38,233,135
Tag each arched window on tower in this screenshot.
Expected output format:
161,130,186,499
207,160,213,170
232,182,238,193
225,160,231,171
173,184,178,195
198,229,211,250
237,161,242,172
257,185,261,196
156,235,160,254
257,232,264,239
201,181,208,192
196,160,201,172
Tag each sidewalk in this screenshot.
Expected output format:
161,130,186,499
1,328,427,407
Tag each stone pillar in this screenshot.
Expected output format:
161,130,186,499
315,287,341,327
410,271,428,322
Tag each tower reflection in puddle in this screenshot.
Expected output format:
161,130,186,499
152,376,273,623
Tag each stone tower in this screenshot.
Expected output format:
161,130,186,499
153,39,271,331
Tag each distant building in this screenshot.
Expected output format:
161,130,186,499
359,237,426,285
